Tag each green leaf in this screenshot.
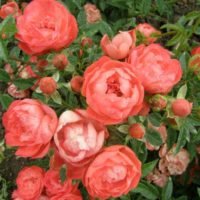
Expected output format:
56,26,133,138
145,128,163,147
0,15,17,36
175,125,187,153
129,139,147,163
132,180,159,200
142,159,158,178
148,113,162,127
0,69,10,82
51,90,62,105
59,166,67,183
0,40,8,61
13,78,36,90
179,52,190,71
0,94,13,110
197,188,200,197
156,0,166,15
177,84,187,98
138,0,152,16
0,176,8,199
117,125,129,134
99,21,114,38
167,127,178,149
161,177,173,200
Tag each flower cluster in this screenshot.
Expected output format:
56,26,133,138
1,0,199,199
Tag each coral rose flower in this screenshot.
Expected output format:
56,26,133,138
16,0,78,55
12,166,45,200
82,56,144,125
2,99,58,158
128,44,182,94
0,1,21,19
101,32,134,60
44,169,82,199
83,145,141,199
134,23,160,43
54,110,107,166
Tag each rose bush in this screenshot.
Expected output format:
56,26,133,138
1,0,200,199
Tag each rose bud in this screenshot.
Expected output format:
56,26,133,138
37,60,48,71
83,145,141,199
135,23,161,43
2,99,58,158
138,101,150,116
101,32,133,60
1,33,7,39
129,123,145,139
128,44,182,94
189,46,200,74
12,166,45,200
81,37,93,48
39,77,57,95
84,3,101,24
70,75,84,93
172,98,192,117
53,54,68,70
149,94,167,111
16,0,78,55
7,84,30,99
54,110,107,167
0,1,21,19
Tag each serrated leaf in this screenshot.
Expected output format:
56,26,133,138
156,0,165,15
0,94,13,110
167,127,178,149
179,52,190,71
132,180,159,200
52,71,60,82
0,69,10,82
145,128,163,147
13,78,36,90
142,159,158,178
177,84,187,98
148,113,162,127
161,177,173,200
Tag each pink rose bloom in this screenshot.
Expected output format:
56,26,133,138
7,84,30,99
12,166,45,200
16,0,78,55
83,145,141,199
135,23,160,43
0,1,21,19
3,99,58,158
82,56,144,125
128,44,182,94
159,145,190,175
146,168,168,188
54,110,107,166
101,32,134,60
84,3,101,24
